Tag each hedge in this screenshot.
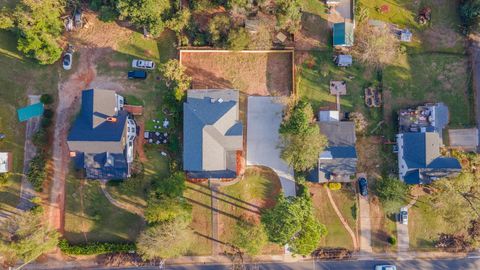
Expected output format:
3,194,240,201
59,239,136,255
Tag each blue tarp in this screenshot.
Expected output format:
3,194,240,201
17,103,44,122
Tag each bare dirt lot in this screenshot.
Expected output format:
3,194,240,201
180,51,293,96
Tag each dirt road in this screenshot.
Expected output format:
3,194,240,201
47,48,99,231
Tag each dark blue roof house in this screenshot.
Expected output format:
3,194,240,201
308,113,357,183
67,89,137,180
396,104,461,184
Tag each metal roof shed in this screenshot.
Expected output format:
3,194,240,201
333,22,354,47
336,55,352,66
17,103,44,122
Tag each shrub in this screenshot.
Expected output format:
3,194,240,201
328,182,342,190
32,129,48,148
43,109,54,119
27,152,47,191
41,117,53,129
388,235,397,245
99,6,118,22
227,28,250,50
40,94,54,105
58,239,136,255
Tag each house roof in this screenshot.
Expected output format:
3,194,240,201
337,55,352,65
402,132,440,168
318,146,357,182
183,89,243,175
333,22,354,46
17,103,44,122
319,121,356,146
81,152,128,180
404,170,421,184
67,89,127,153
432,102,449,137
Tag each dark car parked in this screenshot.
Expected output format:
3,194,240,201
358,177,368,196
128,70,147,80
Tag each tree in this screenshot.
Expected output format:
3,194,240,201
208,14,231,46
0,210,59,268
117,0,171,36
375,176,408,202
160,59,192,101
261,184,327,255
227,28,250,51
432,173,480,231
231,219,268,256
152,171,187,198
281,132,327,172
136,218,195,260
165,9,191,33
276,0,302,33
2,0,65,64
145,196,192,224
40,94,54,105
352,23,399,68
279,100,327,172
248,24,272,50
289,215,327,255
460,0,480,28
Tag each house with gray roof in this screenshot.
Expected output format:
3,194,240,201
308,110,357,183
396,103,461,184
183,89,243,179
67,89,137,180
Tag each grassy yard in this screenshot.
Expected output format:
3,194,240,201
64,173,144,244
370,196,398,253
408,195,455,250
297,0,330,50
357,0,465,53
218,166,283,255
0,29,60,214
309,183,357,250
183,181,213,256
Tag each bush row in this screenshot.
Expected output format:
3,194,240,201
58,239,136,255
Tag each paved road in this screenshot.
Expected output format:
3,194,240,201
471,34,480,152
17,95,41,211
358,195,372,253
92,258,480,270
246,97,296,197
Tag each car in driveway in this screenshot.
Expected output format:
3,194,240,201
399,207,408,225
358,177,368,196
62,45,74,70
128,70,147,80
132,59,155,69
375,265,396,270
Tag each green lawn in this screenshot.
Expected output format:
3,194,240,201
0,29,60,213
310,184,357,250
218,167,283,255
183,181,213,256
408,195,455,250
64,173,144,244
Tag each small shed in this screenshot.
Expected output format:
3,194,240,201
245,19,260,34
17,103,44,122
400,29,412,42
330,81,347,95
335,55,352,67
333,22,354,47
0,152,11,173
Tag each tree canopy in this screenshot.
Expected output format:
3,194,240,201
0,210,60,267
279,100,327,172
460,0,480,29
136,217,195,260
261,184,327,255
0,0,64,64
117,0,171,36
231,219,268,256
276,0,302,33
208,14,231,46
375,176,408,202
160,59,192,101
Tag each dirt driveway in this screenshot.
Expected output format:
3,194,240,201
180,51,293,96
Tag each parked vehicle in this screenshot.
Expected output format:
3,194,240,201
358,177,368,196
62,45,74,70
399,207,408,225
0,134,5,140
128,70,147,80
375,265,396,270
132,59,155,69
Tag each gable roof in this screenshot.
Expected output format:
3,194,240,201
183,89,243,174
67,89,127,153
318,121,356,146
402,132,440,169
333,22,354,46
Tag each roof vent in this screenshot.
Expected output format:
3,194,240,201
218,98,224,103
210,98,216,103
106,117,117,122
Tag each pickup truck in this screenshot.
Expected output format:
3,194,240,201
132,59,155,69
128,70,147,80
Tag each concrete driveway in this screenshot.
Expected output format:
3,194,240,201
358,195,372,253
246,97,296,197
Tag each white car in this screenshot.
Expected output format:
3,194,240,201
375,265,397,270
399,207,408,225
63,45,74,70
132,59,155,69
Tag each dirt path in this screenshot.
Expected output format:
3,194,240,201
99,181,144,218
47,48,100,232
325,187,359,251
